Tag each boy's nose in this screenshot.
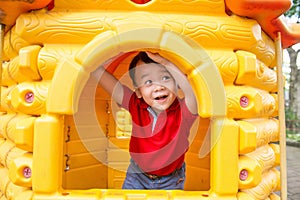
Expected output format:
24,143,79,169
153,84,165,91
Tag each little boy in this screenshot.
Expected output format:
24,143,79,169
95,51,198,189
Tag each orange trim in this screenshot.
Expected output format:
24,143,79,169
0,0,52,28
225,0,300,48
106,52,136,73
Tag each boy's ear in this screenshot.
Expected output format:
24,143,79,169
135,88,142,98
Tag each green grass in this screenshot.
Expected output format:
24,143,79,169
286,130,300,142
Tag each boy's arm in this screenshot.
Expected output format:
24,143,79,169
93,66,124,105
146,52,198,115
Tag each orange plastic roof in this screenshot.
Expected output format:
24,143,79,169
0,0,299,48
0,0,52,28
225,0,300,48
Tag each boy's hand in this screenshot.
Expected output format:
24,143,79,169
146,51,172,67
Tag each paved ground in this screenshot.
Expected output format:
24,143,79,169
287,144,300,200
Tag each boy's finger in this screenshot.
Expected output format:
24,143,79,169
146,51,168,65
145,51,158,60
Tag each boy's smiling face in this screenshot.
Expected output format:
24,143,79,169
133,61,178,114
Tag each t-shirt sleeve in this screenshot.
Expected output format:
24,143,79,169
181,98,199,126
120,85,134,111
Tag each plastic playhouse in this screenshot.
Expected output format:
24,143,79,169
0,0,300,199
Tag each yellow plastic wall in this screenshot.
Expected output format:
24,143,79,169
0,0,283,199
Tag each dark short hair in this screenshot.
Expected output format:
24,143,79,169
129,51,158,86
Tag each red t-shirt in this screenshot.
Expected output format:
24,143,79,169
121,86,198,176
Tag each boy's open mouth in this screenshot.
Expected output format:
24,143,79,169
154,95,168,101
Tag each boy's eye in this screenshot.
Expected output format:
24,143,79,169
162,76,171,81
144,80,152,85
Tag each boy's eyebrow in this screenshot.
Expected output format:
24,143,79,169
140,73,149,80
161,69,172,76
142,69,170,78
